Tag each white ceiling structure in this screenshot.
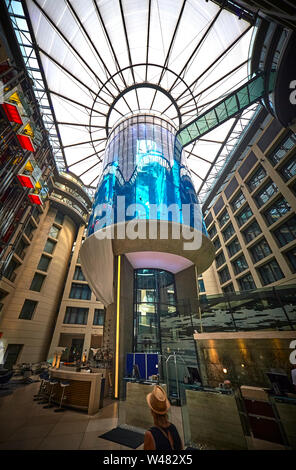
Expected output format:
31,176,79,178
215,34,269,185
7,0,258,201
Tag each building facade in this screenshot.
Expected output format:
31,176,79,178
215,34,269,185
201,112,296,296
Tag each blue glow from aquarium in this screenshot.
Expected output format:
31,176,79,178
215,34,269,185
87,115,208,237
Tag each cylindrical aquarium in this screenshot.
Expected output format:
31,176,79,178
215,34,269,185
87,114,207,235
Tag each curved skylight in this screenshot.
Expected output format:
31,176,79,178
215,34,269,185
8,0,255,197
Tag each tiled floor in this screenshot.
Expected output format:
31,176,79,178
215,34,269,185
0,381,289,450
0,381,140,450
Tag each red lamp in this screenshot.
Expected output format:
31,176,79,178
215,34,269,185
28,193,42,205
1,102,23,124
17,134,35,152
17,174,35,188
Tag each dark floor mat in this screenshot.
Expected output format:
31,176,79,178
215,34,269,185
99,427,144,449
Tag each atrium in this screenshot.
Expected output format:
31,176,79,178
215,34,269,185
0,0,296,453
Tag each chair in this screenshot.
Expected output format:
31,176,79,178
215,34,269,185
54,381,70,413
33,371,49,401
37,375,50,404
0,371,14,389
43,378,59,409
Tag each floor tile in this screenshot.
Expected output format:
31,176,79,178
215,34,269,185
48,419,90,436
6,423,56,442
0,437,44,450
37,432,84,450
86,417,117,433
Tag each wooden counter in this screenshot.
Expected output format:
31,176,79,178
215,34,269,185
49,368,104,415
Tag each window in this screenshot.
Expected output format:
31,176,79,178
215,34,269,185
93,308,105,325
263,197,291,226
280,155,296,181
208,225,217,239
246,165,267,192
236,205,253,227
218,266,231,284
4,259,19,281
213,237,221,251
48,225,60,239
285,247,296,273
232,255,248,274
238,273,256,291
37,255,51,272
63,307,88,324
242,221,262,243
257,259,284,285
55,211,64,225
73,266,86,281
249,238,272,262
222,223,235,242
254,181,278,207
222,283,234,294
69,283,91,300
44,239,56,254
231,191,246,212
30,273,45,292
227,238,241,257
19,300,38,320
24,222,35,240
273,216,296,247
218,210,230,228
15,239,28,259
268,132,296,166
216,251,226,268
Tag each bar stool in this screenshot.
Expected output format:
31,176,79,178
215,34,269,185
34,371,49,401
43,378,59,409
54,381,70,413
37,375,51,404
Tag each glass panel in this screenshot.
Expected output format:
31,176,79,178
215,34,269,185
227,237,241,257
49,225,60,239
242,221,262,243
93,309,105,326
273,216,296,246
30,273,45,292
64,307,88,324
19,299,37,320
257,259,284,285
247,165,266,192
232,255,248,274
249,238,271,262
254,181,278,207
263,197,291,226
44,239,56,254
37,255,51,272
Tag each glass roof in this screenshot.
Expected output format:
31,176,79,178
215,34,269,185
7,0,256,200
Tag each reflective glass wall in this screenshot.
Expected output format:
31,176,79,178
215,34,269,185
133,268,177,353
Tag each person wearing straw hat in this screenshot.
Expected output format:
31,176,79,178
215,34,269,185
144,385,183,450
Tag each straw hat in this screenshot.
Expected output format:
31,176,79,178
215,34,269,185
146,385,170,415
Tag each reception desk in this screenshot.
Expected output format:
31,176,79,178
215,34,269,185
49,368,104,415
185,387,247,449
122,380,166,430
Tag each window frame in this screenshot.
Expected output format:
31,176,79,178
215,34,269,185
19,299,38,320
